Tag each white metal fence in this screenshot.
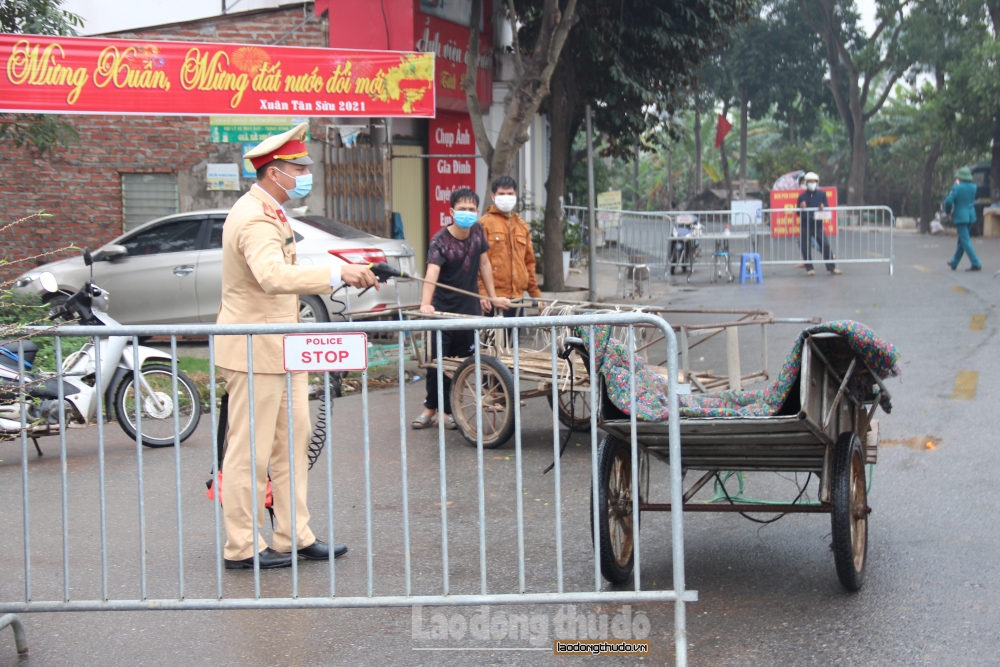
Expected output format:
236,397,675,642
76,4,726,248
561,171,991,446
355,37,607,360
756,206,895,275
1,313,693,664
568,206,755,269
567,205,895,279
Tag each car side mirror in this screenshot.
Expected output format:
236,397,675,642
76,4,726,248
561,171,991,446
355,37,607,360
93,244,127,262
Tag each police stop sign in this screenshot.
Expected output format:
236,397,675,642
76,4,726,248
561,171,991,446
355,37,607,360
282,333,368,372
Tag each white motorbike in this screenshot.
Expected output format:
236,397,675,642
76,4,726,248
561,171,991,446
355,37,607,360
0,250,201,451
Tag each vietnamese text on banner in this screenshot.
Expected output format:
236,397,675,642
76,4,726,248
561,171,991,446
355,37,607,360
0,34,435,117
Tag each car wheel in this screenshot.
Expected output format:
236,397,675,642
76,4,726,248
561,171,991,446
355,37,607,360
299,295,330,323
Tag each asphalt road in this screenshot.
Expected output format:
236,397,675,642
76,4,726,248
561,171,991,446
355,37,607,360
1,232,999,666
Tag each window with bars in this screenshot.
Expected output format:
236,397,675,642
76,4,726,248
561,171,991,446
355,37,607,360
121,173,178,231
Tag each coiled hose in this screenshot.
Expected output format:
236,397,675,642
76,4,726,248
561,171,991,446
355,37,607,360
306,389,328,469
211,387,332,477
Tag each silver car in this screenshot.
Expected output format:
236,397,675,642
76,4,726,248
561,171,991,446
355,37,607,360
13,209,420,324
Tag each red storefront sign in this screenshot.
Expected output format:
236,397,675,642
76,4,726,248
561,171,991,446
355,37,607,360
769,188,838,237
414,0,492,113
0,34,435,117
428,111,477,238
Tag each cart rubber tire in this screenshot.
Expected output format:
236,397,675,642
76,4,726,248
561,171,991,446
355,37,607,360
831,431,868,591
591,434,638,584
452,355,516,449
546,389,592,430
114,363,201,447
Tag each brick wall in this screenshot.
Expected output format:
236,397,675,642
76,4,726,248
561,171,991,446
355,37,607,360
0,2,328,281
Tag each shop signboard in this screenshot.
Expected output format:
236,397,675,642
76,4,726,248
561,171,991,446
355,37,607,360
210,116,309,143
415,0,492,113
427,110,477,238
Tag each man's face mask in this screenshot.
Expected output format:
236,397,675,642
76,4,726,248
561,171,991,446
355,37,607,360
277,168,313,199
806,182,817,192
452,210,478,229
494,194,517,213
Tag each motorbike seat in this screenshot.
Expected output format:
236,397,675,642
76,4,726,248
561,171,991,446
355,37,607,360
0,340,39,370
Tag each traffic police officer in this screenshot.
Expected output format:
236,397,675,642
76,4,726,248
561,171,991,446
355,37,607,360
216,123,378,569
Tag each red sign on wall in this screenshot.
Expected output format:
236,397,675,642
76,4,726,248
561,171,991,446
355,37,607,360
414,0,492,113
428,111,477,238
0,34,435,117
769,188,838,238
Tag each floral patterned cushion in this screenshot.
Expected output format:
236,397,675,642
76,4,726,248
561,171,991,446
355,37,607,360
576,321,899,422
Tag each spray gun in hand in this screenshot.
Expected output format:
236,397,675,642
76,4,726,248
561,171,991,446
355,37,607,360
359,263,519,310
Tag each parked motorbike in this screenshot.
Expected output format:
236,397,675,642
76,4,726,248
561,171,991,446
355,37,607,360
0,250,201,451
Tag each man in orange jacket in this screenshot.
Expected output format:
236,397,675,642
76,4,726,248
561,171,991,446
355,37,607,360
477,175,543,315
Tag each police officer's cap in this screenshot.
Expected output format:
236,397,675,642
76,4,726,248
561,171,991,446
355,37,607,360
245,122,313,170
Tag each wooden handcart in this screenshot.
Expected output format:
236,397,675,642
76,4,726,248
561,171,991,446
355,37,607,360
580,330,890,592
406,303,811,450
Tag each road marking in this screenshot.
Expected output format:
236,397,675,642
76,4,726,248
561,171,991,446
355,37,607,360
970,314,986,331
952,285,970,295
951,371,979,401
912,265,931,273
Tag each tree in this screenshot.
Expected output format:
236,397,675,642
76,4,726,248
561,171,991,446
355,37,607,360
801,0,914,205
0,0,83,155
534,0,751,289
973,1,1000,204
726,1,829,194
689,2,826,203
463,0,578,190
898,0,984,231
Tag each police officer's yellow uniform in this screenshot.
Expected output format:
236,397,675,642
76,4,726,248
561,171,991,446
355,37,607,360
215,124,334,563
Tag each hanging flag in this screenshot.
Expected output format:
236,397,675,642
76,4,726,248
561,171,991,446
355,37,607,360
714,113,733,148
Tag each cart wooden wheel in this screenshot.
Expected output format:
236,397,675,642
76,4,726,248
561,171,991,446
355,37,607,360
452,355,516,449
831,432,868,591
591,435,639,584
546,388,592,429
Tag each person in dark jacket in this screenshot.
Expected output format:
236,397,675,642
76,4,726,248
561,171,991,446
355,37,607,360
797,172,841,276
945,167,982,271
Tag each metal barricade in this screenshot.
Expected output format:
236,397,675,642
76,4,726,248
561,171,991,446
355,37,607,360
756,206,895,274
565,206,756,290
1,313,694,665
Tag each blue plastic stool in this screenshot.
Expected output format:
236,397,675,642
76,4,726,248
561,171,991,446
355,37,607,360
739,253,763,284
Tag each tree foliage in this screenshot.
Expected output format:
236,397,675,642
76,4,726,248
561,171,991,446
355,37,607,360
800,0,915,205
463,0,578,186
531,0,751,289
0,0,83,155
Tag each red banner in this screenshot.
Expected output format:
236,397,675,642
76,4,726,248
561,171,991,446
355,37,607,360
0,34,435,117
428,111,477,237
769,188,838,238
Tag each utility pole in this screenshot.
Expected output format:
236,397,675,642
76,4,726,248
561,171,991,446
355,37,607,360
633,136,640,209
586,104,597,302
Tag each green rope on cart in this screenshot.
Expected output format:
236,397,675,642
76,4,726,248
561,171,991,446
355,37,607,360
707,464,876,507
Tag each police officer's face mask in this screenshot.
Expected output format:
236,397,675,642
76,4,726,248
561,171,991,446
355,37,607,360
276,168,313,199
806,182,817,192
